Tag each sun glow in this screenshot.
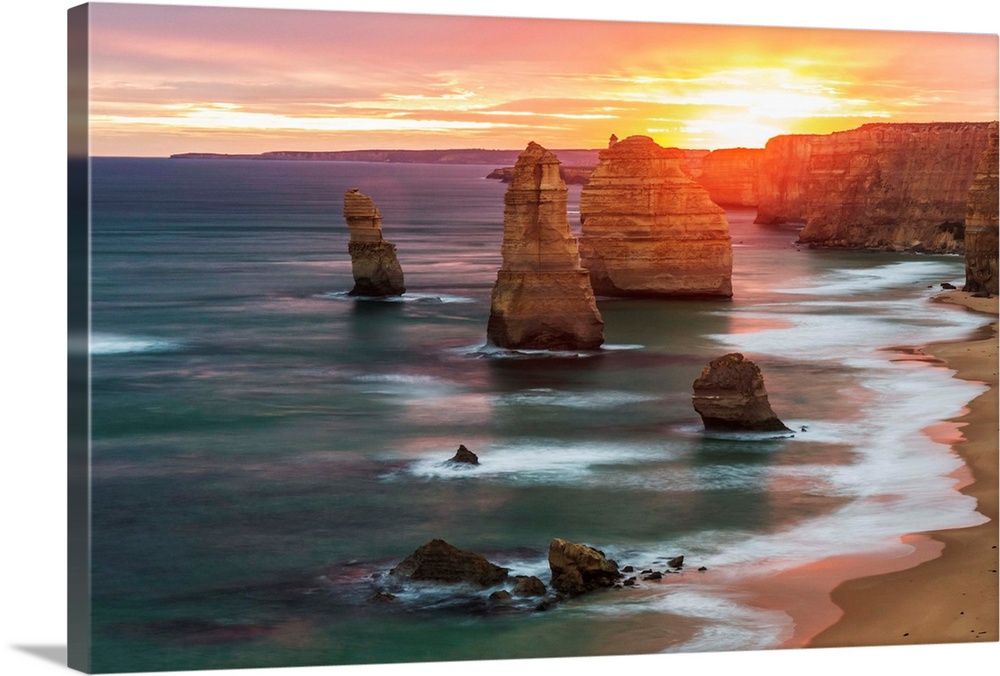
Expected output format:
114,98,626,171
85,5,999,156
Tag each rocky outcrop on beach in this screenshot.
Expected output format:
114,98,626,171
389,539,509,586
486,142,605,350
547,538,620,595
698,148,763,207
343,189,405,296
577,135,733,298
755,122,993,253
692,353,791,432
963,121,999,294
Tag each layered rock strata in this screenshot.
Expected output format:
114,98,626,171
343,189,405,296
698,148,763,207
756,123,993,253
578,135,733,298
486,142,604,350
692,353,790,432
963,121,999,294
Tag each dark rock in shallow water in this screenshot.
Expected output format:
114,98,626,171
692,353,791,432
667,555,684,569
698,566,708,572
449,444,479,465
548,538,620,596
643,571,663,581
941,282,958,290
367,591,397,603
621,565,634,573
512,575,547,597
389,539,508,586
489,590,513,602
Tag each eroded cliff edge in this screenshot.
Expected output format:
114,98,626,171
756,122,993,253
963,121,999,294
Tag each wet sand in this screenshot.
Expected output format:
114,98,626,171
806,290,998,648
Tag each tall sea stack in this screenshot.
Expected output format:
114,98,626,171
486,142,604,351
578,135,733,298
343,189,405,296
963,121,999,294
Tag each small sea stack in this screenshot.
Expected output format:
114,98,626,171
449,444,479,465
963,120,999,295
486,142,604,351
343,189,405,296
578,134,733,298
692,353,791,432
547,538,619,596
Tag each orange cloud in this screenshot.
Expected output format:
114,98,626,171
86,4,998,156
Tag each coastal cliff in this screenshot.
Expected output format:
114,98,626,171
578,135,733,298
963,121,999,294
486,143,604,350
343,189,405,296
698,148,763,207
757,122,993,252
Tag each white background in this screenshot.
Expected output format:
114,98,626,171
2,1,998,675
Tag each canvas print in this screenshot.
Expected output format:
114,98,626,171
67,2,999,673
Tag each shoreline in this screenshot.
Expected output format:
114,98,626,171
804,290,998,648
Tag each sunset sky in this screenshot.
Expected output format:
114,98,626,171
84,2,999,156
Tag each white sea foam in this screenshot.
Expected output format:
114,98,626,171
90,332,182,355
316,290,474,304
777,259,962,297
498,388,659,409
394,439,677,483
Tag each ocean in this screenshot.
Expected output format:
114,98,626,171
86,157,990,672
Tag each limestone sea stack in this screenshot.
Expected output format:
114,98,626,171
486,142,604,351
756,122,993,253
578,135,733,298
963,121,999,294
343,189,405,296
698,148,764,207
692,353,790,432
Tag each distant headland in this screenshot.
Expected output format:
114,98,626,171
169,148,602,166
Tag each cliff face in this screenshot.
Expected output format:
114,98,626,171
486,142,604,350
343,189,405,296
578,135,733,298
757,122,993,252
698,148,763,207
964,121,999,294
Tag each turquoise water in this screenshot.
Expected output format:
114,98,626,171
87,158,989,672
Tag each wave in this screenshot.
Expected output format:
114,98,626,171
777,259,962,297
316,291,475,304
90,332,182,355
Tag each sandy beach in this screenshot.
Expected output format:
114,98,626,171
806,289,998,649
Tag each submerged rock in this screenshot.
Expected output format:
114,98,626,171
389,539,508,587
343,189,405,296
511,575,547,597
547,538,619,595
449,444,479,465
692,353,791,432
486,142,604,351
